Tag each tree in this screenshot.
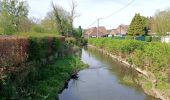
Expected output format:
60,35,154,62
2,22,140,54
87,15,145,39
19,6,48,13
40,12,58,34
151,9,170,35
0,0,28,34
128,13,148,36
74,26,82,37
69,0,79,35
51,2,71,36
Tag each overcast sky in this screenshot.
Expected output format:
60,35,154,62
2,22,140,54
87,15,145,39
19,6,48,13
27,0,170,29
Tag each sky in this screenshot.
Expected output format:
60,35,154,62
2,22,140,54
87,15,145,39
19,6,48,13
27,0,170,29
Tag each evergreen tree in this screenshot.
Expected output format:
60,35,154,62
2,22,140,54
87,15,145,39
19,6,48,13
128,13,148,36
76,26,82,37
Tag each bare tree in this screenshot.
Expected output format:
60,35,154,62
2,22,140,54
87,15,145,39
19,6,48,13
51,2,72,36
69,0,80,35
52,2,64,35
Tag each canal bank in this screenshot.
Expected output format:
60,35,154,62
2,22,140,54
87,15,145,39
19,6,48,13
59,48,158,100
88,45,166,100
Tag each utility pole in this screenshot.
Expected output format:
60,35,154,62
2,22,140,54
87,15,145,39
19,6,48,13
97,18,99,38
120,25,121,34
97,18,103,38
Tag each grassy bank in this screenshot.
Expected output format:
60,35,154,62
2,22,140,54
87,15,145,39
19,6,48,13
0,52,85,100
89,38,170,99
25,56,85,100
0,35,86,99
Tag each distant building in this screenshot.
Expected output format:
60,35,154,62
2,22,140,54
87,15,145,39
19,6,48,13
110,24,129,36
83,26,108,38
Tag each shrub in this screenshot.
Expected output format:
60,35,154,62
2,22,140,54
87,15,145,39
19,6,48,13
52,37,60,54
152,36,161,42
31,25,46,33
145,36,152,42
28,37,62,61
113,36,125,40
125,36,135,40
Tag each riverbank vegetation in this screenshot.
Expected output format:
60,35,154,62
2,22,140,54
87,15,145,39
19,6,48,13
89,38,170,99
0,34,86,99
0,0,87,99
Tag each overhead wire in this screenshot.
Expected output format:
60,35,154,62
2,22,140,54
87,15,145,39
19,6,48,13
86,0,135,29
86,19,97,29
102,0,135,19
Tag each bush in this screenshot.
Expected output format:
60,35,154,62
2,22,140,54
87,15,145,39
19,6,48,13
31,25,46,33
145,36,152,42
113,36,125,40
28,37,61,61
152,36,161,42
52,37,61,53
125,36,135,40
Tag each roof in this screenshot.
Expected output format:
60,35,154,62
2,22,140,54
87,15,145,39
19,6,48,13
110,24,129,35
84,26,108,35
110,29,119,35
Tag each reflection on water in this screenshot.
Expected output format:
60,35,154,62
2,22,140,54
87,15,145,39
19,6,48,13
59,48,158,100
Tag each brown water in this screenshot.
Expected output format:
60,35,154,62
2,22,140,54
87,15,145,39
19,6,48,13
59,48,158,100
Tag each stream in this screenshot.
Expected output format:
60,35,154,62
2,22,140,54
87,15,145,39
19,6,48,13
59,48,158,100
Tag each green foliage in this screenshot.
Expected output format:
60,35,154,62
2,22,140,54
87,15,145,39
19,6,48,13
128,13,149,36
15,32,60,37
0,0,28,34
52,4,72,36
27,56,85,99
28,37,47,61
125,36,135,40
113,36,125,40
76,38,88,46
65,37,76,47
89,38,170,85
52,37,61,53
145,36,152,42
151,9,170,35
28,37,60,61
152,36,161,42
31,24,46,33
0,77,17,99
73,26,83,38
40,15,59,34
0,36,84,99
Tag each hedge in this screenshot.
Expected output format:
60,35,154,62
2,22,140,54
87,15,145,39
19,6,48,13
0,36,63,68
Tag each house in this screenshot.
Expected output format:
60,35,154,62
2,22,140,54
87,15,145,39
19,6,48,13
83,26,108,38
110,24,129,36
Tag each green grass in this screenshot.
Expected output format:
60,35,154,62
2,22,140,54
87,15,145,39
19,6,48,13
157,82,170,90
144,81,152,90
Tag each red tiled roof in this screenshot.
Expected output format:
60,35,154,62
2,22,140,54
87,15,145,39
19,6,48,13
84,26,107,35
110,24,129,35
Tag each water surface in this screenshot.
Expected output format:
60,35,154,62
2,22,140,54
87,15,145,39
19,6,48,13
59,48,158,100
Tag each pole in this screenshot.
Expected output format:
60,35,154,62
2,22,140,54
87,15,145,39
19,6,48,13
120,25,121,34
97,18,99,38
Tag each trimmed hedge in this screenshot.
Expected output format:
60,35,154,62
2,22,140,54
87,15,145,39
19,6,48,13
0,36,67,99
0,36,62,68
